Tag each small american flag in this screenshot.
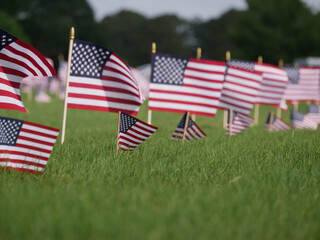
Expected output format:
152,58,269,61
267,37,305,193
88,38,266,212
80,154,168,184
0,29,56,112
265,113,290,131
306,105,320,125
220,65,262,114
67,39,142,115
0,116,59,174
283,67,320,104
291,110,318,130
171,112,206,141
226,110,254,136
228,59,288,108
149,53,226,117
118,112,157,150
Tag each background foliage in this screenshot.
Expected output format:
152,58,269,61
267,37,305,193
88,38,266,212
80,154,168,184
0,0,319,66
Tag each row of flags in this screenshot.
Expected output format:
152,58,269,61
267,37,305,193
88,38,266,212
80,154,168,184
1,28,320,175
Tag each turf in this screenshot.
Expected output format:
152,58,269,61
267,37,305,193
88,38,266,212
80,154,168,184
0,94,319,240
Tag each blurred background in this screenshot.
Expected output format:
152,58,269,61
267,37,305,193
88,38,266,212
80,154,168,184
1,0,320,68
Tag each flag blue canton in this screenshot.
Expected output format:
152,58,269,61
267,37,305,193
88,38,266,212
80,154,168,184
0,29,17,51
0,117,23,146
70,39,112,79
227,59,255,70
177,113,194,128
291,110,305,121
151,53,188,85
227,110,238,124
283,67,299,84
308,105,320,114
120,112,138,133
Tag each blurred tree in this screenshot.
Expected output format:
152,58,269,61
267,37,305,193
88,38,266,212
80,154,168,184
228,0,320,64
0,9,29,43
100,11,195,66
193,9,241,61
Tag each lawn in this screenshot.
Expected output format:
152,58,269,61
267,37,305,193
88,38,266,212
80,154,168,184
0,94,319,240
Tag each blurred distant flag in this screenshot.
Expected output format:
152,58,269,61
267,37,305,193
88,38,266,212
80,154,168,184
0,29,56,112
171,112,206,141
0,116,59,174
118,112,157,151
219,65,262,114
226,110,254,136
58,59,68,84
306,104,320,124
283,67,320,104
149,53,226,117
130,67,149,101
67,39,142,115
228,60,289,108
265,113,290,131
291,110,317,130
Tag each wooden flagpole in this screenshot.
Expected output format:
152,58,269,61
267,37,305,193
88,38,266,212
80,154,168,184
182,112,190,144
223,51,231,129
147,42,156,124
191,48,202,121
253,55,263,126
61,27,75,144
268,112,274,132
277,59,284,118
229,108,233,136
116,111,121,154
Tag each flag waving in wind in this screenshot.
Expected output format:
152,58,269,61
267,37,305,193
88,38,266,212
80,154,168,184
265,113,290,131
0,116,59,174
291,110,317,130
149,53,226,117
0,29,56,112
67,39,142,115
118,112,158,150
226,110,254,136
171,112,206,141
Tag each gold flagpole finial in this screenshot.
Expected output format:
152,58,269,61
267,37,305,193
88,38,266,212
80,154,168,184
70,27,75,40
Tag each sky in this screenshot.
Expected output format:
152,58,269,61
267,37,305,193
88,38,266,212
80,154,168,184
88,0,320,21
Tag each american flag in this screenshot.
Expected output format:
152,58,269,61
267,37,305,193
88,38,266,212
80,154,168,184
306,104,320,124
226,110,254,136
118,112,157,150
149,53,226,117
264,113,290,131
228,60,288,108
291,110,318,130
171,112,206,141
0,29,56,112
67,39,142,115
283,67,320,104
0,116,59,174
219,65,262,114
58,59,68,84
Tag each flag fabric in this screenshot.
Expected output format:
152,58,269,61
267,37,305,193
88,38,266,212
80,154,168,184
149,53,226,117
291,110,318,130
226,110,254,136
219,65,262,114
265,113,290,131
0,29,56,112
171,112,206,141
118,112,157,150
283,67,320,104
306,104,320,124
58,59,68,84
67,39,142,115
0,116,59,174
228,60,289,108
130,67,149,101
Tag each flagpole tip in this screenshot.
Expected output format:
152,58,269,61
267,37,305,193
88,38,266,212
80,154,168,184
152,42,156,54
226,51,231,61
258,56,263,64
70,27,75,40
196,47,202,59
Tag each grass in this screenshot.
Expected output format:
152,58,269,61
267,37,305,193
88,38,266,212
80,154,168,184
0,94,319,240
